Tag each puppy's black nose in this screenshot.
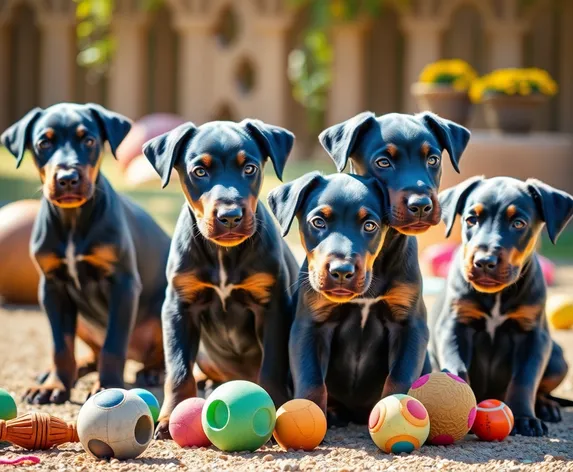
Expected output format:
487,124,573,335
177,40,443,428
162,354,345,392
56,168,81,191
217,206,243,229
328,260,356,282
407,195,433,217
473,251,499,271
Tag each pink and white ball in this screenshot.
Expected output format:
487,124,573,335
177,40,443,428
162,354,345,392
408,372,476,445
169,398,211,448
369,394,430,454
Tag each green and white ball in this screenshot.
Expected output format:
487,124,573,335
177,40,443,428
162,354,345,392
77,389,154,460
368,394,430,454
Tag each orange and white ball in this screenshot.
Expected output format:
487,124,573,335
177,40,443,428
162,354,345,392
471,399,514,441
272,399,327,451
408,372,477,445
368,394,430,454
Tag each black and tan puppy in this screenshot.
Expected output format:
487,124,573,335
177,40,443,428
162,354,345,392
430,176,573,436
142,119,299,438
269,172,428,424
1,103,170,404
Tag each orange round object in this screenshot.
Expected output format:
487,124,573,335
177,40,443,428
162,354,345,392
272,399,327,451
0,200,40,305
472,399,514,441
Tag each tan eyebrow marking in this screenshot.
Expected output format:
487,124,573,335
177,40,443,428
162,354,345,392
321,206,333,218
45,128,55,139
76,126,87,138
421,142,430,156
237,151,246,165
474,203,484,216
386,144,397,157
358,207,368,220
200,154,212,167
506,205,517,218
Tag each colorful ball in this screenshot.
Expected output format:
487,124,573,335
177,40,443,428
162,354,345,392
130,388,160,423
0,388,17,420
77,389,154,460
201,380,276,452
546,295,573,330
471,399,514,441
408,372,476,445
169,398,211,448
369,394,430,454
273,399,326,451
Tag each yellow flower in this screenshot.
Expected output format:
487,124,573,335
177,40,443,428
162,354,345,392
418,59,477,90
469,68,558,103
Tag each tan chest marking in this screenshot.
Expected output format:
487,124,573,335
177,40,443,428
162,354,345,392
173,251,275,309
453,295,541,335
307,282,418,324
34,242,118,285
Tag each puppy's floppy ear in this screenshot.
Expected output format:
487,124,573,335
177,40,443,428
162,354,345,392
526,179,573,244
419,112,470,173
267,171,322,237
439,176,484,237
143,123,198,188
242,119,294,181
86,103,132,158
319,112,377,172
1,108,43,168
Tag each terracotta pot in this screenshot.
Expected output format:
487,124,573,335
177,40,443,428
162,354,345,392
411,83,471,126
482,93,547,133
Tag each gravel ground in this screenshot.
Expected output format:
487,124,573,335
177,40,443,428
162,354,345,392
1,268,573,471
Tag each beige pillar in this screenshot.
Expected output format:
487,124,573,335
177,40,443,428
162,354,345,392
255,16,292,127
37,14,76,107
486,22,526,70
174,17,214,123
559,0,573,132
400,18,444,113
0,23,11,131
327,21,370,125
109,15,149,120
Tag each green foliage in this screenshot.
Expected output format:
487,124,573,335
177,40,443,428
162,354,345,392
286,1,409,133
75,0,114,69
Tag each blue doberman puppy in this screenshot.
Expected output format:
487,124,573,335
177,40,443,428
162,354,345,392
142,119,299,439
430,176,573,436
1,103,170,404
269,172,427,424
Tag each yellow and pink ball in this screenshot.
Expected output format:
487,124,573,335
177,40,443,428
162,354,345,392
369,394,430,454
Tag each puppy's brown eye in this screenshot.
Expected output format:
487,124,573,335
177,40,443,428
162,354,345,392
244,164,258,175
84,137,96,148
427,155,440,167
363,221,378,233
375,157,391,168
193,167,207,178
512,219,527,230
465,215,477,227
38,139,52,151
310,217,326,229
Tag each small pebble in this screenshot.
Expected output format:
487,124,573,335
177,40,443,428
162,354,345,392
219,454,228,460
263,454,274,462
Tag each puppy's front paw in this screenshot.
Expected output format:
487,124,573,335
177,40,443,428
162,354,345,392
511,416,548,437
535,395,562,423
155,419,171,440
24,373,70,405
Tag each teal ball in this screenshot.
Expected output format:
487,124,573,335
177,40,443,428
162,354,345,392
0,388,17,420
130,388,160,423
201,380,276,452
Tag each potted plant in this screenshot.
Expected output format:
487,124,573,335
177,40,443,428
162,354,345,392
470,68,558,133
411,59,477,126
